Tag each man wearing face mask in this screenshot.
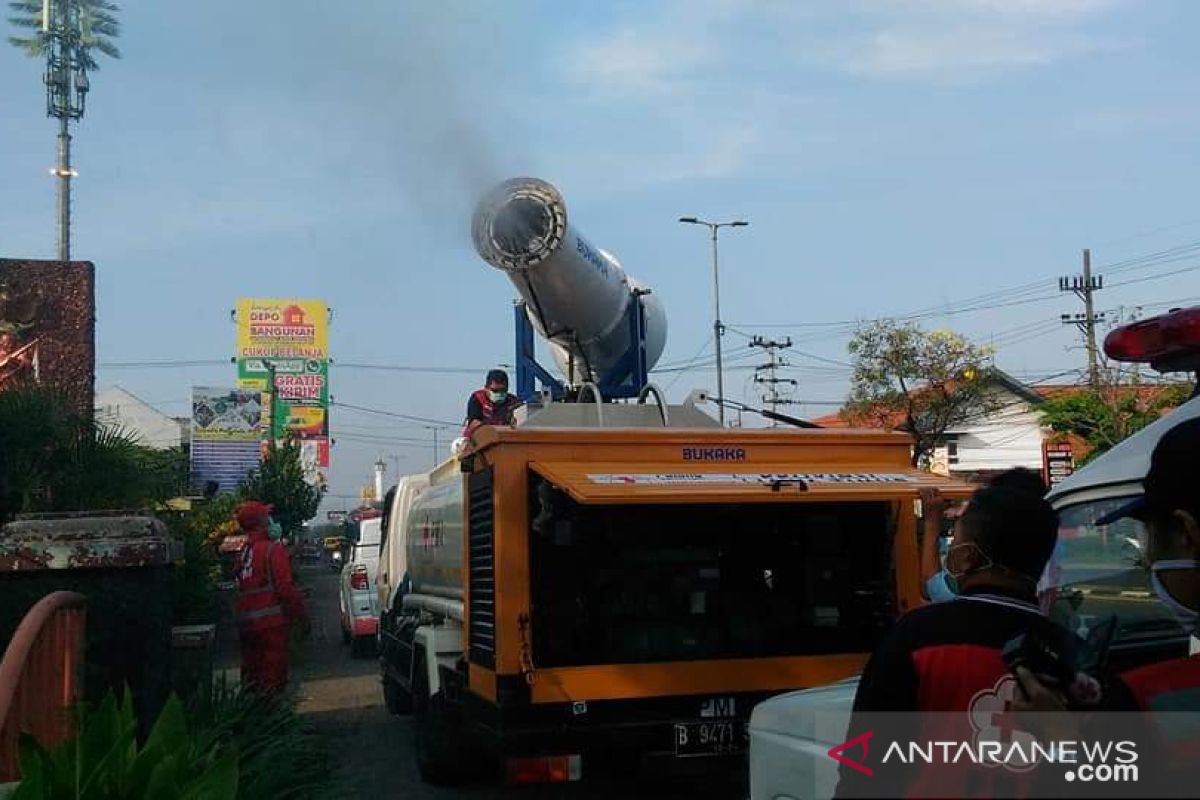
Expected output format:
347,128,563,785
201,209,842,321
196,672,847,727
234,500,309,694
837,483,1070,797
1092,416,1200,712
920,468,1048,603
463,369,522,439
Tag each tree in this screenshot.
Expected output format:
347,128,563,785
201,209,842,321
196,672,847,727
0,385,185,522
7,0,121,68
239,440,324,537
1037,363,1191,465
843,319,1002,467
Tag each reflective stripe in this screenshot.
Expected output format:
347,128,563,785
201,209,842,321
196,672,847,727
238,605,284,621
240,586,274,597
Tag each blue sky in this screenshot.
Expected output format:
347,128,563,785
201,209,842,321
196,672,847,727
3,0,1200,507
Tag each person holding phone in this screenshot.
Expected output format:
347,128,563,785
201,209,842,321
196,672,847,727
837,482,1069,797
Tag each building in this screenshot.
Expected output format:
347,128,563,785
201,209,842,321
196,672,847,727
812,373,1184,485
94,386,186,450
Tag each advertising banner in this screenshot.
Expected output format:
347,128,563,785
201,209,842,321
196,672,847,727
191,387,262,441
235,298,331,478
190,387,263,493
0,259,95,410
235,298,328,362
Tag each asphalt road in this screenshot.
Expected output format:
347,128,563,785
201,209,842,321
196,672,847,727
289,566,749,800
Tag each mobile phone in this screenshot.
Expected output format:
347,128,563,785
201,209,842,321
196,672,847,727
1076,614,1118,677
1002,628,1078,691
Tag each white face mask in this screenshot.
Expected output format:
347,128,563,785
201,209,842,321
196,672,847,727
1149,560,1200,634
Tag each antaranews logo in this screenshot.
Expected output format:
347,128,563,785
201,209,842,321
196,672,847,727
826,724,1140,787
828,731,875,777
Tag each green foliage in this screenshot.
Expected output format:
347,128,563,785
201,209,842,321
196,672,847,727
0,386,185,523
188,677,331,800
7,0,122,69
239,440,324,537
845,319,1001,467
1038,378,1191,464
13,690,237,800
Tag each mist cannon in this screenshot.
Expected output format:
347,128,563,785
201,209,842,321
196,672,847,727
472,177,667,399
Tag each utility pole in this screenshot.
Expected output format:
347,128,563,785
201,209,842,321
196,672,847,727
424,425,443,467
750,336,797,426
1059,248,1105,391
264,361,280,449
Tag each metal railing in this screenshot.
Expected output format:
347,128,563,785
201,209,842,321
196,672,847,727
0,591,87,782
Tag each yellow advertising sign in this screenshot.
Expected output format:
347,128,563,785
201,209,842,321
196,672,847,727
236,298,329,360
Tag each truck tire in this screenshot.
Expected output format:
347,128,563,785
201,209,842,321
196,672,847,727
412,649,464,785
383,674,413,716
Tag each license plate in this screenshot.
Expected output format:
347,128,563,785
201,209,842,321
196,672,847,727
673,720,746,757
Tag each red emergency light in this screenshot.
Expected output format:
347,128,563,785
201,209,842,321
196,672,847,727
350,565,370,590
1103,305,1200,372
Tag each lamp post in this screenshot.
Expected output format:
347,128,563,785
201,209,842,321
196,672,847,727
678,216,749,425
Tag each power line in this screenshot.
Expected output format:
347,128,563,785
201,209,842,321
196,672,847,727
331,401,459,428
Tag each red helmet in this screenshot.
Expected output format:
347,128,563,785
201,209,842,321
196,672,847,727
235,500,273,530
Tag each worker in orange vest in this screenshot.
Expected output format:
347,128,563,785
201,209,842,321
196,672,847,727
234,500,308,693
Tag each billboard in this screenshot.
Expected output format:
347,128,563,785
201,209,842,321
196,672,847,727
191,387,263,493
191,387,262,441
235,298,330,480
0,259,95,410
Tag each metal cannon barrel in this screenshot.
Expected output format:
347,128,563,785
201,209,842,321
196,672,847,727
471,177,667,382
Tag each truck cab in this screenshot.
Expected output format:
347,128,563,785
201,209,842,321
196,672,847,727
376,400,972,786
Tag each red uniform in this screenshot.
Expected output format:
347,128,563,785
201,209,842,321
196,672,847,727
234,502,307,693
463,388,521,436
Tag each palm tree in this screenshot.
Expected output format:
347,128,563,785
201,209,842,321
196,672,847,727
7,1,121,260
7,0,121,69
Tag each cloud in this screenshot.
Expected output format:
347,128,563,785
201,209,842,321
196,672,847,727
827,0,1133,78
566,30,714,98
836,26,1121,78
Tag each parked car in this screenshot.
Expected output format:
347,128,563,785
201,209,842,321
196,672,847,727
339,518,382,658
748,307,1200,800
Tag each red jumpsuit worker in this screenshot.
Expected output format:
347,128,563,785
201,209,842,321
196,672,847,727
234,501,308,694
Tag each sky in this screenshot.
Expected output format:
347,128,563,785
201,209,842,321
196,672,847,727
3,0,1200,508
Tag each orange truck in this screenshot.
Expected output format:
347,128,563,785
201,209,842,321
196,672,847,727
375,402,971,786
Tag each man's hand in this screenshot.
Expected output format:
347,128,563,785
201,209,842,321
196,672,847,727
1012,666,1068,711
918,487,947,520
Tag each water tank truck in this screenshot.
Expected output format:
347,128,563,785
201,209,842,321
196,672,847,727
375,177,975,788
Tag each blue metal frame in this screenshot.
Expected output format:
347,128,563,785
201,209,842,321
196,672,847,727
596,293,649,400
513,295,650,402
514,303,566,403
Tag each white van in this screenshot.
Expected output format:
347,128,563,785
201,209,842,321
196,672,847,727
748,307,1200,800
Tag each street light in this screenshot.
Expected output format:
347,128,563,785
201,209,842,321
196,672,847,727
678,216,749,425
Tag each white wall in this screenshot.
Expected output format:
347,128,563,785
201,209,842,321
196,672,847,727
936,391,1046,475
95,387,185,450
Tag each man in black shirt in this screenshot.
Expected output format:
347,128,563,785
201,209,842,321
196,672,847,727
463,369,522,438
837,483,1069,798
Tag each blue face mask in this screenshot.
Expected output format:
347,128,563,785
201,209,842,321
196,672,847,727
925,571,958,603
268,517,283,541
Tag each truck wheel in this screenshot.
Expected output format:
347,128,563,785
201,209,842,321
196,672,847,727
383,674,413,715
412,649,464,785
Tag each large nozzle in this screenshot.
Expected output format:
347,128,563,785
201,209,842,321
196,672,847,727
472,178,567,271
471,177,667,383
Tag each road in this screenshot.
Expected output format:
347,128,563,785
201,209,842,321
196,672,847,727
284,565,748,800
